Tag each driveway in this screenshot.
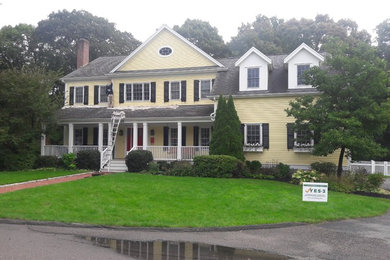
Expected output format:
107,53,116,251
1,210,390,259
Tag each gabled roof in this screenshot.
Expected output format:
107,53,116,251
110,25,224,73
234,47,272,66
283,43,324,63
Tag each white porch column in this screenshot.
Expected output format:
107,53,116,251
108,122,112,146
98,123,103,152
143,122,148,150
133,122,138,148
68,123,74,153
177,121,182,160
40,133,46,156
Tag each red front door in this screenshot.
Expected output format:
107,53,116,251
127,127,143,151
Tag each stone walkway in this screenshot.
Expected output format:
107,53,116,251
0,172,96,194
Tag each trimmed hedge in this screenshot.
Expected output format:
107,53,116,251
193,155,240,178
34,155,60,169
311,162,337,175
75,150,100,171
125,150,153,172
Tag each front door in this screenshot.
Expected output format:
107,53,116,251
127,127,143,151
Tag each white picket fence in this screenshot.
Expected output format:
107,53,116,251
349,160,390,176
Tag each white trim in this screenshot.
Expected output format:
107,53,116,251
169,81,181,101
110,25,224,73
244,123,263,147
235,47,272,66
158,45,174,57
125,82,151,102
284,43,324,64
199,79,213,100
98,85,108,103
199,127,211,146
296,64,312,87
74,86,84,104
246,66,261,89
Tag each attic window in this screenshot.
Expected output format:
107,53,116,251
159,46,173,56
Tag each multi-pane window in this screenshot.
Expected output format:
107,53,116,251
75,87,84,103
170,81,180,100
170,128,178,146
200,128,210,146
295,128,313,147
297,64,310,85
200,80,211,99
74,129,83,145
247,68,260,88
100,85,108,103
246,124,261,145
125,83,151,101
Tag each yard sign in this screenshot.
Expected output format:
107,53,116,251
302,182,328,202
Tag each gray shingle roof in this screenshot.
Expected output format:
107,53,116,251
57,105,214,122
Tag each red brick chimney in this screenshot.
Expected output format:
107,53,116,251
77,38,89,69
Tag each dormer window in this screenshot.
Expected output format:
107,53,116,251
297,64,310,85
247,68,260,88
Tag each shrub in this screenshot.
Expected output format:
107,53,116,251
273,163,292,181
157,161,170,172
34,155,59,169
147,162,160,175
246,160,262,174
311,162,337,175
353,171,385,193
165,161,193,176
75,150,100,171
193,155,239,178
367,173,385,192
125,150,153,172
61,153,76,170
291,170,320,184
320,173,355,193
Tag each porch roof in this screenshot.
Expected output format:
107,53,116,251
57,104,214,123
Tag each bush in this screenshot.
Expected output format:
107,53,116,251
311,162,337,175
367,173,385,192
291,170,320,184
61,153,76,170
75,150,100,171
147,162,160,175
273,163,292,181
164,161,193,176
193,155,239,178
125,150,153,172
246,160,262,174
34,155,59,169
320,174,355,193
353,171,385,193
157,161,170,172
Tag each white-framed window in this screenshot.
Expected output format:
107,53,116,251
244,124,262,146
294,128,314,147
170,128,178,146
247,67,260,88
99,85,108,103
297,64,310,85
125,83,151,101
200,128,210,146
74,128,83,145
170,81,180,100
75,86,84,103
200,80,212,99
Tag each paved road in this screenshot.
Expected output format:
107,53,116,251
1,210,390,260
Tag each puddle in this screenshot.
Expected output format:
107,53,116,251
77,235,290,259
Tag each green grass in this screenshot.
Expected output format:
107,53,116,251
0,169,86,185
0,173,389,227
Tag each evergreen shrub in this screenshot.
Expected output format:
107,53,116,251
75,150,100,171
165,161,193,176
34,155,59,169
310,162,337,175
61,153,76,170
125,150,153,172
193,155,239,178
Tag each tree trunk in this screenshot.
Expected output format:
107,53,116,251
337,147,345,177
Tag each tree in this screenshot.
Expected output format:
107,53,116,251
32,9,140,74
173,19,230,58
377,18,390,66
286,40,390,176
210,95,244,161
0,67,60,170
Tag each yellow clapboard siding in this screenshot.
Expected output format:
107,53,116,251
65,81,111,106
118,29,216,71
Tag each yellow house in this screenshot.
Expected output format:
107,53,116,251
42,25,340,171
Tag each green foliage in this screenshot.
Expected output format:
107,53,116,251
246,160,262,174
164,161,193,177
273,163,292,181
1,153,36,171
61,153,76,170
157,161,170,172
193,155,239,178
34,156,60,169
320,174,356,193
125,150,153,172
75,150,100,171
291,170,321,184
353,172,385,193
147,162,160,175
310,162,337,175
173,19,230,58
376,18,390,66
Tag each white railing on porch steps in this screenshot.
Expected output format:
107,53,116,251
129,146,209,161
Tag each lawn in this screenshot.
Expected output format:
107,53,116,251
0,173,389,227
0,169,86,185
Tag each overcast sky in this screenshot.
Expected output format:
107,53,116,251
1,0,389,42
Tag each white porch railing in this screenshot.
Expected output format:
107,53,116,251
129,146,209,161
43,145,69,157
73,145,100,154
349,160,390,176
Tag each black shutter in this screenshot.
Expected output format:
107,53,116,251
212,79,215,87
193,126,199,146
182,126,186,146
164,81,169,102
287,123,295,149
314,131,319,145
93,127,98,145
181,80,186,102
151,82,156,103
82,127,88,145
83,86,89,105
119,83,124,103
69,87,74,105
240,124,245,145
163,127,169,146
262,123,269,149
194,80,199,101
94,85,99,104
